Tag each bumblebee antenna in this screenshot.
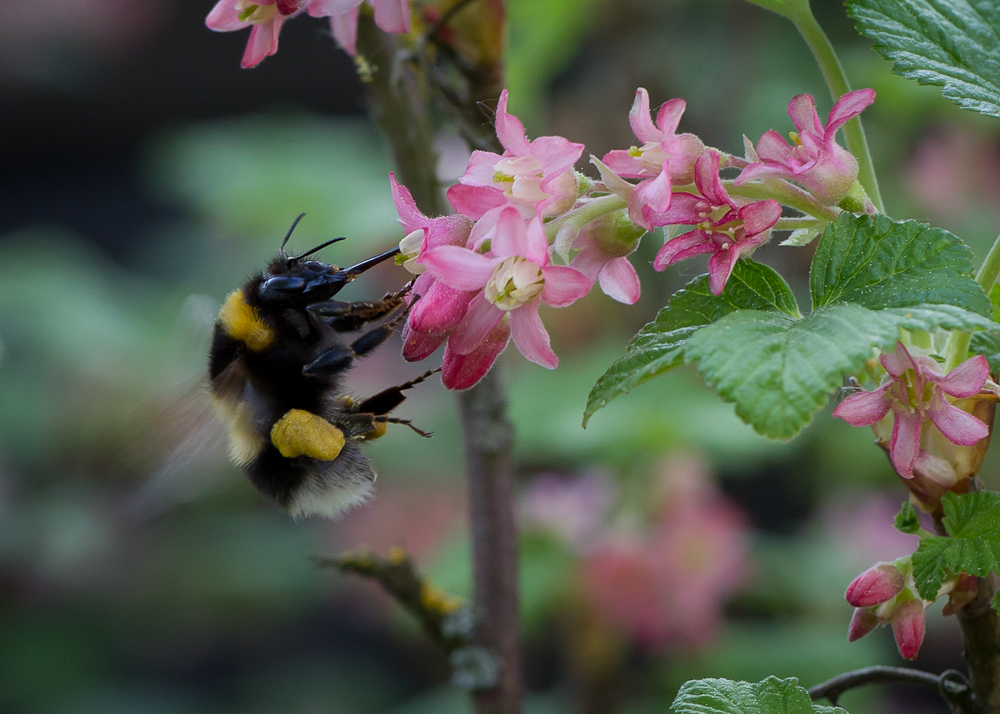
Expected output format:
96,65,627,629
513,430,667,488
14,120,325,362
279,213,307,260
291,236,347,262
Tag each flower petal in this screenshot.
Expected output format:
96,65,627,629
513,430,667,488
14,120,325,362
449,292,505,355
495,90,532,156
653,231,712,271
694,151,730,207
447,184,505,220
458,150,502,187
441,318,510,390
833,385,891,426
655,97,686,136
927,355,989,398
401,322,446,361
420,245,497,290
532,136,585,179
329,6,360,55
242,19,283,68
708,248,740,295
889,409,922,478
373,0,410,34
739,199,782,236
510,301,558,369
752,130,794,164
409,281,473,335
390,172,425,233
787,94,824,135
206,0,247,31
541,265,591,307
598,257,641,304
600,150,651,179
492,206,530,259
629,88,661,144
635,161,672,214
927,399,989,446
826,88,876,136
880,342,918,378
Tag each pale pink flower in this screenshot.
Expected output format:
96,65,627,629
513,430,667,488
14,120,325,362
568,214,642,304
833,342,989,479
419,207,591,370
736,89,876,205
522,472,615,551
447,90,584,223
651,151,781,295
308,0,410,56
601,88,705,229
206,0,307,69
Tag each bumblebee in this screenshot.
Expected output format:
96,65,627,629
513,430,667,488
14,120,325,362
208,215,434,519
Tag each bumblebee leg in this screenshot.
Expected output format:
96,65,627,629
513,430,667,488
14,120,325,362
307,286,409,332
373,416,434,438
353,368,442,415
270,409,346,460
302,345,354,376
349,306,410,357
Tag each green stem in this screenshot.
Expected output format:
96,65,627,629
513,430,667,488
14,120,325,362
945,231,1000,370
544,194,626,242
724,180,838,221
787,3,884,213
774,217,819,230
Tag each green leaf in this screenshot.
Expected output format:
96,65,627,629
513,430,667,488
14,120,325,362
971,283,1000,373
895,502,921,534
992,590,1000,614
683,303,997,440
847,0,1000,118
811,213,990,316
583,260,798,426
671,676,845,714
911,492,1000,600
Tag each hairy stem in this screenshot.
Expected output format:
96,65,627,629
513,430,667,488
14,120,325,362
787,3,883,213
944,232,1000,371
458,370,522,714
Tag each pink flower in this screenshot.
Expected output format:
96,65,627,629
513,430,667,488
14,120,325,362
845,562,905,608
390,174,475,340
440,318,511,390
735,89,876,205
601,88,705,229
447,90,584,222
833,342,989,479
420,207,591,370
308,0,410,56
206,0,307,69
568,213,642,304
651,151,781,295
890,598,926,660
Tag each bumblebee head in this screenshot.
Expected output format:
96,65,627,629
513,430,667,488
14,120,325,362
256,214,400,308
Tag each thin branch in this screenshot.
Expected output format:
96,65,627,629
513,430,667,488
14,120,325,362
809,666,974,713
427,0,481,42
316,549,473,652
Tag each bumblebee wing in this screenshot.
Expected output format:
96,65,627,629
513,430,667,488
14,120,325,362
288,441,376,520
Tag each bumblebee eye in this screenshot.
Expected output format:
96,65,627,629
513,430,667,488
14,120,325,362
259,275,307,301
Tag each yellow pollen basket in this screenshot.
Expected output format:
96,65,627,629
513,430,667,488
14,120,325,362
270,409,346,461
219,290,275,352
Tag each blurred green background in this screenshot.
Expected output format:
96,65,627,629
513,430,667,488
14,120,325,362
2,0,999,712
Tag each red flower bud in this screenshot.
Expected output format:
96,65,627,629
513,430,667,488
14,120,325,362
891,598,926,661
845,562,905,607
848,607,878,642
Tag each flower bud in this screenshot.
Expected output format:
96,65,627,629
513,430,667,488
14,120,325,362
845,562,905,607
847,607,878,642
890,597,926,661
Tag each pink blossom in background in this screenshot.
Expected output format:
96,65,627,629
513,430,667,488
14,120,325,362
736,89,875,205
906,126,1000,224
580,455,749,650
447,90,584,225
822,493,919,566
308,0,410,56
206,0,305,68
833,342,989,478
419,207,591,370
601,88,705,229
651,151,781,295
522,472,615,551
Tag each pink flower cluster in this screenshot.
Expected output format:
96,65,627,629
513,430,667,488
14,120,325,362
833,342,990,479
206,0,410,67
397,90,642,389
391,86,877,387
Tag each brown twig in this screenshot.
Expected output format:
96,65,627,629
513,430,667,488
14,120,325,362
317,549,473,652
458,369,521,714
809,666,974,712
